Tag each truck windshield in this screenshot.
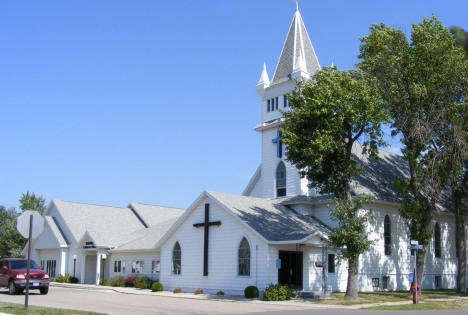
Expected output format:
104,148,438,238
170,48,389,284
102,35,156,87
10,260,40,270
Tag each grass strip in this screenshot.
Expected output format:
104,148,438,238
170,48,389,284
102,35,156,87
0,302,105,315
365,299,468,310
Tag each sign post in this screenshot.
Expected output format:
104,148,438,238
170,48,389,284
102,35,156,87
17,211,44,309
408,240,424,304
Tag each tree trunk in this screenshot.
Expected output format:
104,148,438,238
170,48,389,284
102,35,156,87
416,248,426,287
345,256,359,300
454,193,467,293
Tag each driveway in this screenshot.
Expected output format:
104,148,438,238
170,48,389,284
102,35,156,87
0,286,466,315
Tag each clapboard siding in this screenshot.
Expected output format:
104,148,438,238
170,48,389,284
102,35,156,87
160,196,272,295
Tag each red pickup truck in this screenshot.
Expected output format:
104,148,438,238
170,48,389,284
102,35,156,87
0,258,49,295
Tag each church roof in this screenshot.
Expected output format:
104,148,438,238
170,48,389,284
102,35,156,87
112,216,180,252
129,202,184,227
44,216,70,247
49,200,147,248
207,191,332,242
272,8,320,84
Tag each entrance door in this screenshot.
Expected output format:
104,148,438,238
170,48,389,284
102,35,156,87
84,255,97,284
278,251,303,290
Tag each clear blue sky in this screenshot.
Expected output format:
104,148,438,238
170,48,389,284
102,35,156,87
1,0,466,210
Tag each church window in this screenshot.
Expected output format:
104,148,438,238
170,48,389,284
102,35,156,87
284,95,288,107
384,215,391,256
238,237,251,276
132,260,144,273
152,260,160,274
46,260,56,278
172,242,182,275
275,97,279,110
267,100,270,112
434,223,441,258
372,278,380,288
328,254,335,273
276,161,286,197
114,260,121,273
435,275,441,288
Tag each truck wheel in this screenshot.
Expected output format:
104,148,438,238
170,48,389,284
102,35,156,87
40,287,49,295
8,281,18,295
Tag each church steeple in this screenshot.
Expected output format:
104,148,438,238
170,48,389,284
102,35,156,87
256,62,270,96
271,6,320,83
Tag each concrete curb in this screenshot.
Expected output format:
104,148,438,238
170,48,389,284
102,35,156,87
49,283,468,310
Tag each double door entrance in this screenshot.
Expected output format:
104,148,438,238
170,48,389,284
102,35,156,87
278,251,303,290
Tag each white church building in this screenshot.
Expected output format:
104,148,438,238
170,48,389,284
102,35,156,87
26,6,467,295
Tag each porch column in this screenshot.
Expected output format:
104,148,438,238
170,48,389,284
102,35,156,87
59,248,67,276
95,253,102,285
80,253,86,284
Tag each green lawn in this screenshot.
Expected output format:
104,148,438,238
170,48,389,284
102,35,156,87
366,299,468,310
0,302,105,315
318,290,468,306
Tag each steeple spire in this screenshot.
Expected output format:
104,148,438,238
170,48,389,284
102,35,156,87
271,6,320,84
256,62,270,96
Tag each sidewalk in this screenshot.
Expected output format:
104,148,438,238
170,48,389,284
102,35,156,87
49,282,468,310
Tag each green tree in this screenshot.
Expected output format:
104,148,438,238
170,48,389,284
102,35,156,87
281,67,388,299
450,26,468,56
358,16,468,285
19,191,46,215
0,206,26,257
448,24,468,294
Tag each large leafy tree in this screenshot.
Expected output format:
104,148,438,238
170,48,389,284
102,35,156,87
358,16,468,285
442,25,468,293
450,26,468,56
19,191,46,215
282,67,388,299
0,206,26,257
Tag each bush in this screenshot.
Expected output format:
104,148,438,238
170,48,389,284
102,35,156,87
69,276,79,283
216,291,224,296
151,282,163,292
244,286,259,298
99,278,109,286
56,274,71,283
135,276,152,289
111,276,125,287
194,289,203,295
263,284,292,301
124,276,137,287
173,288,182,293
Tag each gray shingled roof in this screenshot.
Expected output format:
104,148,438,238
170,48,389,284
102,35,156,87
351,144,409,204
44,216,69,246
272,9,320,84
112,217,180,251
129,202,184,227
207,191,331,242
51,200,146,248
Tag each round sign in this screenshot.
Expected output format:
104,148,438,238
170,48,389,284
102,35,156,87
17,210,44,239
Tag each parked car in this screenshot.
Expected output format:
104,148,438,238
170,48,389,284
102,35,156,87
0,258,49,295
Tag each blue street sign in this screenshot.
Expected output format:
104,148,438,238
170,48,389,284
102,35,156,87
409,273,414,283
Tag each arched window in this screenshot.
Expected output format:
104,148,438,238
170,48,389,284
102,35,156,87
434,223,441,258
384,215,391,256
172,242,181,275
238,238,250,276
276,162,286,197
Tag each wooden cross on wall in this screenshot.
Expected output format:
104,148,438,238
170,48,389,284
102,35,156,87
193,203,221,276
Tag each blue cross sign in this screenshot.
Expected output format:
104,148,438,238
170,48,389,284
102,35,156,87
272,131,282,158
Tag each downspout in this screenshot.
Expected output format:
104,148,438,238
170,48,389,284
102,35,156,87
255,245,258,287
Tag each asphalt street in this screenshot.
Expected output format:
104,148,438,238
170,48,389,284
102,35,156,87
0,286,466,315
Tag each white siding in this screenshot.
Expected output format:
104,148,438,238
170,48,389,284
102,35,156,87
160,196,271,295
109,252,160,282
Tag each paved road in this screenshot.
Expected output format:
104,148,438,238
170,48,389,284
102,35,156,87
0,286,466,315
